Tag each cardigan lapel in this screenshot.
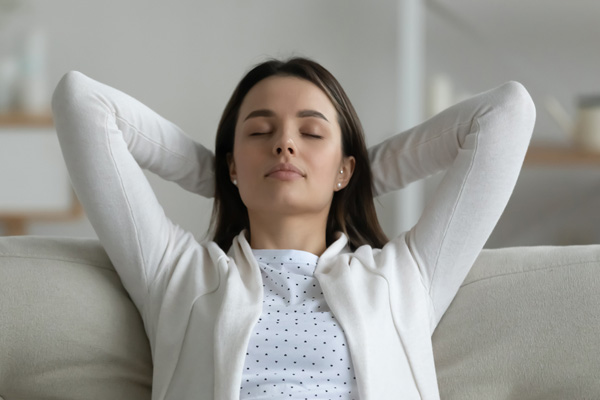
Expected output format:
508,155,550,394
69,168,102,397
213,232,263,400
315,236,422,399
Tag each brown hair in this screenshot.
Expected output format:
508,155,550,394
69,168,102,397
210,57,388,251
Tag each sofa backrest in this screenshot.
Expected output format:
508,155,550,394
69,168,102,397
1,236,599,399
433,244,600,399
0,236,152,400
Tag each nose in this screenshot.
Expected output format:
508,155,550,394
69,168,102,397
273,136,297,156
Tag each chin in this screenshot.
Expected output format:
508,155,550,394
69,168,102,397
248,198,328,217
242,186,331,214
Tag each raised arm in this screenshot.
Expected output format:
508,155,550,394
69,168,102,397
51,71,213,316
369,93,493,195
373,81,536,327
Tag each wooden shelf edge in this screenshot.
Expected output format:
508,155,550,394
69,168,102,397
0,193,83,236
0,207,83,221
525,146,600,166
0,112,54,127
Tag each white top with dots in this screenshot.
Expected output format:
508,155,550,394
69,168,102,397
240,249,358,399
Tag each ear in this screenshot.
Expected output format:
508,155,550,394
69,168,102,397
227,153,237,181
336,155,355,191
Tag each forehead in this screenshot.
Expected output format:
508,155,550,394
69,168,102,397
238,76,337,120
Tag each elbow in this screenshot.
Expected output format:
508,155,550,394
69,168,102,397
52,71,102,139
51,71,94,123
501,81,536,115
495,81,537,136
52,71,86,110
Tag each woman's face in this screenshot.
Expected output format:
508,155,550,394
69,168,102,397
229,76,355,218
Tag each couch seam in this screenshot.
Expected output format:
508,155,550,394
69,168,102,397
461,259,600,288
0,254,114,271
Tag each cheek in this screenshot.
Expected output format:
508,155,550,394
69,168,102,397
232,145,263,182
231,134,250,171
309,148,342,184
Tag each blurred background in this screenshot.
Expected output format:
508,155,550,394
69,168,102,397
1,0,599,247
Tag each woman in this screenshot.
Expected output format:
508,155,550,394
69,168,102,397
52,57,535,400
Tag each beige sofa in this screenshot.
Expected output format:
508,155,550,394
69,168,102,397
1,235,599,400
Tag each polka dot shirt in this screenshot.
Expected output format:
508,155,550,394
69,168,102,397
240,249,358,399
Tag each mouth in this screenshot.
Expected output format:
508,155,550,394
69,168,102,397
265,163,305,180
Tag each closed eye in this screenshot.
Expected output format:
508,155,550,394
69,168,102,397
302,133,323,139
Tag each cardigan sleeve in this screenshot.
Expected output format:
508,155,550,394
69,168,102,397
51,71,214,316
371,81,536,327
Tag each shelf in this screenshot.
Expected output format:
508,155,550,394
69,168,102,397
0,193,83,236
524,146,600,166
0,112,54,127
0,113,79,235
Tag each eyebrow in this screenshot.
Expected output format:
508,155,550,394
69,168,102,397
243,109,329,123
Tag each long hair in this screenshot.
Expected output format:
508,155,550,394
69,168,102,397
210,57,388,251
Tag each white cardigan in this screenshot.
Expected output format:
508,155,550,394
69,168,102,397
51,72,535,400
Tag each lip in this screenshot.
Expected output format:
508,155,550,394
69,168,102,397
265,163,305,180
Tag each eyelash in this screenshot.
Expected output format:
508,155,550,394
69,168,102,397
302,133,323,139
249,132,322,139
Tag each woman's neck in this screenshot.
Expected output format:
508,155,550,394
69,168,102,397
247,211,328,256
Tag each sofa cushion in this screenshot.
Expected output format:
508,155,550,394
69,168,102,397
0,236,152,400
433,244,600,399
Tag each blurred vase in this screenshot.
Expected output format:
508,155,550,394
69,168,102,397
0,55,18,112
546,95,600,152
16,28,48,113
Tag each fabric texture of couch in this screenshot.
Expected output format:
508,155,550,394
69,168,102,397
0,235,598,400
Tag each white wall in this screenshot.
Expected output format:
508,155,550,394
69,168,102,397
17,0,412,240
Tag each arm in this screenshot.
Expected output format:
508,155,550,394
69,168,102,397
54,73,215,198
374,81,536,327
369,95,488,195
51,71,213,316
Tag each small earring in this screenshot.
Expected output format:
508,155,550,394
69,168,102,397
232,179,238,186
337,182,342,189
340,170,344,174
